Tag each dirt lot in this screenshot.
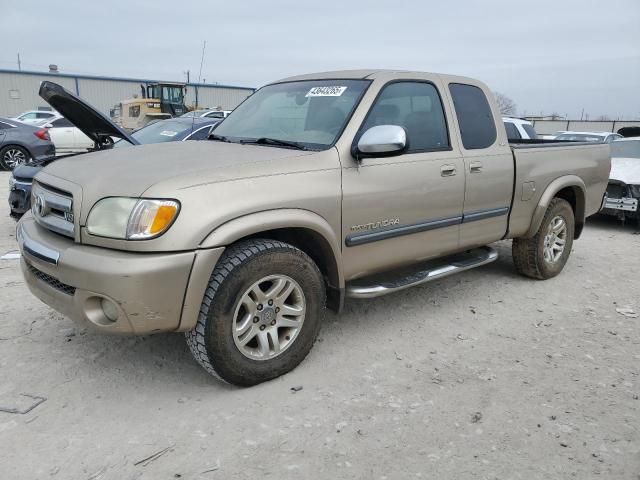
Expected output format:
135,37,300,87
0,170,638,480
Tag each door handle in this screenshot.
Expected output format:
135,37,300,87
470,161,483,173
440,165,456,177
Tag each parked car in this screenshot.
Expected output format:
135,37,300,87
113,117,221,148
0,117,55,171
8,82,138,216
36,115,97,155
11,110,59,124
180,109,231,120
555,131,623,143
17,70,610,386
601,138,640,226
502,116,538,140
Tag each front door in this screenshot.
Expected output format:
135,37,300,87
341,80,466,280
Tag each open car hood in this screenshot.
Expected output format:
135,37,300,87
39,81,139,147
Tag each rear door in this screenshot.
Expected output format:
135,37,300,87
341,79,466,279
447,83,514,247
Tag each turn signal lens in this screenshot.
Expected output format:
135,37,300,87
126,199,180,239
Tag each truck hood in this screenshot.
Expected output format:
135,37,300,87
39,81,138,147
38,140,320,218
610,157,640,185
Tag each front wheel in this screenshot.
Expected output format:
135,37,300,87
0,145,30,170
512,198,575,279
186,239,325,386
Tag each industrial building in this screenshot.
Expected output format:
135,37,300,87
0,68,254,118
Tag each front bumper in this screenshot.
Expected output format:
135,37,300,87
17,215,224,334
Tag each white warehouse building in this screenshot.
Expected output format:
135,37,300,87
0,68,255,118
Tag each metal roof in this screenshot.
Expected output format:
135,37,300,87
0,68,255,91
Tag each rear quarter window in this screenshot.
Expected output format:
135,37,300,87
449,83,497,149
503,121,520,140
522,124,538,139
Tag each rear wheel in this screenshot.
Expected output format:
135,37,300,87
512,198,575,279
186,239,325,386
0,145,30,170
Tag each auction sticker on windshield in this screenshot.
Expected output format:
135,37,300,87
306,86,347,97
160,130,178,137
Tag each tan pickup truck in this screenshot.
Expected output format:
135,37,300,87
17,70,610,386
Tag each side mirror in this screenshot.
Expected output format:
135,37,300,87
43,123,53,129
355,125,407,157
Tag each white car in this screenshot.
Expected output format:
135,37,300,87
554,131,624,144
39,116,96,154
502,116,538,140
180,109,231,120
11,110,59,124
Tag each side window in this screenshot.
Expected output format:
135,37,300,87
205,111,224,118
361,81,450,152
449,83,497,149
186,125,212,140
36,112,52,119
503,121,521,140
52,117,73,127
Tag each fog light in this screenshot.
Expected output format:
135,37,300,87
100,298,119,322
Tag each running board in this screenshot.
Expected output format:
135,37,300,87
345,246,498,299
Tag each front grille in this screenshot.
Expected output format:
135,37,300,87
31,182,75,238
26,261,76,296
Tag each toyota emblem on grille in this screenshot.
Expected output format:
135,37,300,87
33,193,46,217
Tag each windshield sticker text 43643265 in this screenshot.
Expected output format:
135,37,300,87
306,86,347,97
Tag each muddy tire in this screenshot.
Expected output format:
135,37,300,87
186,239,325,386
512,198,575,280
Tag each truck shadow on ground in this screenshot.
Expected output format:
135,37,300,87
58,240,525,388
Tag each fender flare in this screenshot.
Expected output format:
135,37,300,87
199,209,344,288
524,175,586,238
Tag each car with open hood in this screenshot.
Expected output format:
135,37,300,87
8,81,139,216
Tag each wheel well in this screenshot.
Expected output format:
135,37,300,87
554,186,585,238
241,228,342,312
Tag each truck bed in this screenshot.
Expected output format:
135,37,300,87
506,141,611,238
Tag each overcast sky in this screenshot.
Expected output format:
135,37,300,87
2,0,639,119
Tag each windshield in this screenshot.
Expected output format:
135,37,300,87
555,133,605,142
161,86,184,103
213,79,370,149
114,119,191,147
611,140,640,159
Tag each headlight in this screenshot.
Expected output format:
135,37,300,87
9,175,16,189
87,198,180,240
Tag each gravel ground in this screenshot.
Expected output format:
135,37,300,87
0,170,638,480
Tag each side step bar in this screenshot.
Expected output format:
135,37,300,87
345,246,498,299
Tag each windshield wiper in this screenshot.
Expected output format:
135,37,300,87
240,137,308,151
208,134,231,143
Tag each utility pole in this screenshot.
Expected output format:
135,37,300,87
17,53,21,71
185,70,190,83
